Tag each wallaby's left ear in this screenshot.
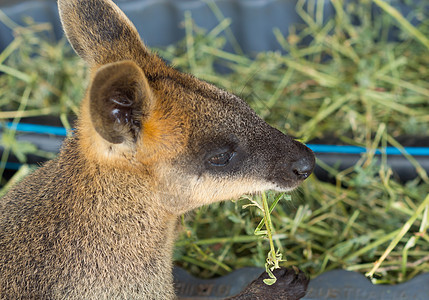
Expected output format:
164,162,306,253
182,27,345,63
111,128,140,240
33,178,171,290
89,60,153,145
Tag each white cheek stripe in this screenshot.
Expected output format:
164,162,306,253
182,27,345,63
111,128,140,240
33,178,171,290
188,176,298,206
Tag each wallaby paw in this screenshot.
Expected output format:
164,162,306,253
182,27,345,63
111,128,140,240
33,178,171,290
228,267,309,300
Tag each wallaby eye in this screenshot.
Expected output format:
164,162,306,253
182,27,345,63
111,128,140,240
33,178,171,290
207,151,236,167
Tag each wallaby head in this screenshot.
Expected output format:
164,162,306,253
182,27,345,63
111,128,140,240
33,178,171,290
59,0,315,214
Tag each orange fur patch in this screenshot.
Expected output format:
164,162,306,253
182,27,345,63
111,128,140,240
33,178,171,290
137,108,189,165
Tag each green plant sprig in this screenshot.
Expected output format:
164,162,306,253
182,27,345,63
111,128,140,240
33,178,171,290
243,192,287,285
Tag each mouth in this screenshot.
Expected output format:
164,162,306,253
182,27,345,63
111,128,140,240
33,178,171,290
263,149,315,193
266,167,312,192
265,178,302,193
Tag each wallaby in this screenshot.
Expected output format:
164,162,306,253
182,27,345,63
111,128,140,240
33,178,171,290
0,0,315,299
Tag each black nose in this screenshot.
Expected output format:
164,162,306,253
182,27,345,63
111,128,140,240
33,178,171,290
291,156,315,180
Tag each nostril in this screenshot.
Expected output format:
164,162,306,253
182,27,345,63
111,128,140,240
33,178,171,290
291,156,315,180
293,169,310,180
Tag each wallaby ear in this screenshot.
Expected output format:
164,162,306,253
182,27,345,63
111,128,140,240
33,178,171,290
58,0,148,65
89,60,153,145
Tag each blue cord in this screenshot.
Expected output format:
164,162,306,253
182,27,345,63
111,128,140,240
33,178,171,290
4,162,23,170
4,122,68,136
308,144,429,156
3,122,429,156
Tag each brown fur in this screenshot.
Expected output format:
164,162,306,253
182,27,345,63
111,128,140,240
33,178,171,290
0,0,315,299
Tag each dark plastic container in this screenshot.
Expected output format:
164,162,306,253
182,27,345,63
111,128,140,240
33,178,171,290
0,0,335,55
